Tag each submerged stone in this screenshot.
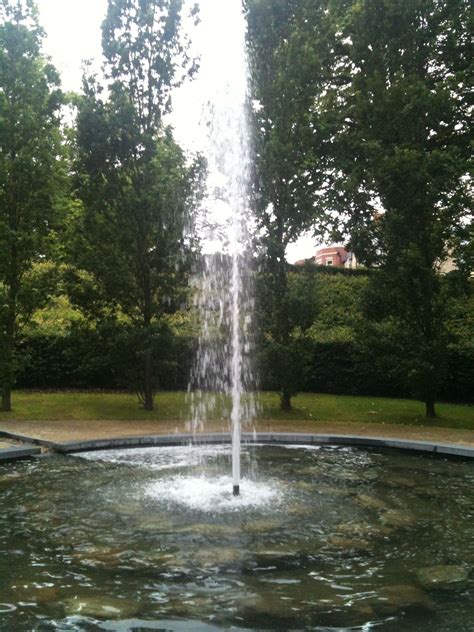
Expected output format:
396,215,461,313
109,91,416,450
416,565,469,591
171,594,214,618
11,585,60,605
335,522,393,539
326,536,371,552
242,596,302,628
316,484,351,497
356,493,389,512
174,523,238,537
192,546,247,568
70,546,128,569
316,603,378,628
381,473,417,489
381,509,416,528
367,584,435,616
64,596,139,619
135,515,173,532
241,519,283,534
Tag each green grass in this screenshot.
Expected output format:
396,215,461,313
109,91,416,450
0,390,473,429
259,392,474,429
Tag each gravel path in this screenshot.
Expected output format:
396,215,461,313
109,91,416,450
1,419,474,447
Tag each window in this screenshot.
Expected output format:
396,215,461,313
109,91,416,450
326,259,333,266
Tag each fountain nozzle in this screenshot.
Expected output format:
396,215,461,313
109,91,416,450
233,485,240,496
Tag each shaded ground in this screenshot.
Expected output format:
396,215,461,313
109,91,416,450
1,418,474,447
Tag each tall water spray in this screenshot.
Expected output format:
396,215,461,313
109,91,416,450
188,0,255,496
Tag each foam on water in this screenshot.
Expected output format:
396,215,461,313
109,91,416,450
77,446,282,512
145,475,281,513
77,445,232,471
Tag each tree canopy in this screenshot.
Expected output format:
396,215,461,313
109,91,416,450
70,0,204,410
246,0,472,415
0,0,63,410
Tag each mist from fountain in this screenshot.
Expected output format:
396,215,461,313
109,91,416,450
188,0,256,497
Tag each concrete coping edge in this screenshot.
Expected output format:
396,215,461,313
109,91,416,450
45,432,474,459
0,445,42,462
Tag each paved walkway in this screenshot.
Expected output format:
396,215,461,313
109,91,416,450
1,418,474,447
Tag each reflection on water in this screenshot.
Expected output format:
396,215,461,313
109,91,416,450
0,444,473,631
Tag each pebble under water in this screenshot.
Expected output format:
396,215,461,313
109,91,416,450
0,444,473,631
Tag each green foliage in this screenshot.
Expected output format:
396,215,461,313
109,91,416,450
102,0,197,128
325,0,471,417
11,270,473,405
255,263,316,408
72,124,202,321
69,0,204,409
1,0,472,418
0,0,64,410
305,272,368,342
245,0,336,410
16,317,194,393
256,269,474,404
248,0,471,416
246,0,330,244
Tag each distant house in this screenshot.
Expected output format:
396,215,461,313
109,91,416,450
295,246,359,269
295,245,466,275
438,253,457,275
315,246,349,267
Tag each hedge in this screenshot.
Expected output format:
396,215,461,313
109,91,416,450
15,327,473,404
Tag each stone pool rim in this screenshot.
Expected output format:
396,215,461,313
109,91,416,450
0,444,41,462
0,430,472,459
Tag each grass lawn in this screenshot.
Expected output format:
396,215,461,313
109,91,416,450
0,390,472,430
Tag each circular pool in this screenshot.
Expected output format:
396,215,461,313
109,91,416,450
0,444,473,630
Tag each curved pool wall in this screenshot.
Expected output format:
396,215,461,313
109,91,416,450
47,432,474,459
1,430,473,463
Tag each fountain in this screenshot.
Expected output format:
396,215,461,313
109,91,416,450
187,0,255,497
1,444,473,629
0,2,473,630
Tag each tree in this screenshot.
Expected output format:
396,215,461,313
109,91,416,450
314,0,472,417
248,0,471,416
0,0,63,411
71,0,203,410
255,261,318,409
245,0,332,409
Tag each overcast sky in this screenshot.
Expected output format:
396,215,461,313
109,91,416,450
36,0,319,261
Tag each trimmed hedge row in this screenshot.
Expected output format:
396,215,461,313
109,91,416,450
16,325,193,392
15,326,473,403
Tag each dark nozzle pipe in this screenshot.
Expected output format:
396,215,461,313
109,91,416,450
233,485,240,496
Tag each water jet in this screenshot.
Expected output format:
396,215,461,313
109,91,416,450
188,0,254,497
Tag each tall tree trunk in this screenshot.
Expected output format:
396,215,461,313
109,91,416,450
274,237,294,412
141,250,154,411
143,348,154,411
1,386,11,412
425,398,436,418
281,389,292,411
1,287,17,414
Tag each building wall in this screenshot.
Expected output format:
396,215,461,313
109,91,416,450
315,247,349,268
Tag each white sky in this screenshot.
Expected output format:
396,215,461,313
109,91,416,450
38,0,106,92
36,0,320,262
